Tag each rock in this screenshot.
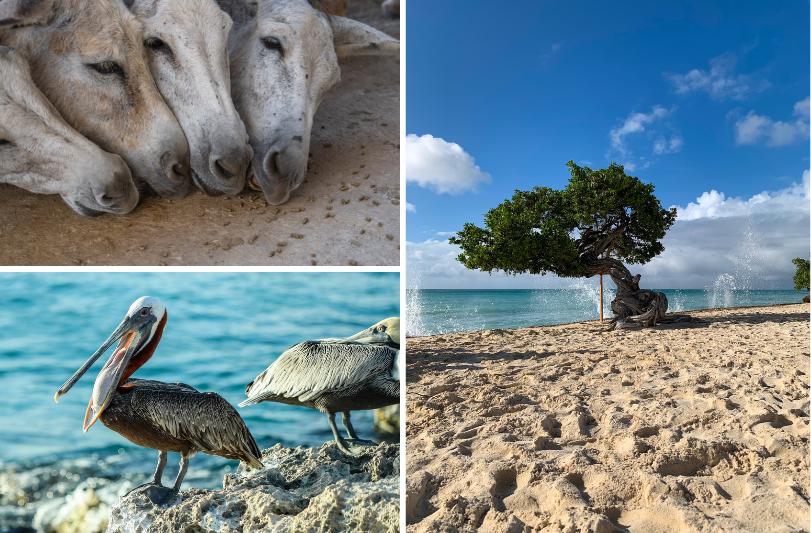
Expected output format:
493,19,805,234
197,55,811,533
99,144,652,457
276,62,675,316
33,479,129,533
803,294,809,303
108,442,399,533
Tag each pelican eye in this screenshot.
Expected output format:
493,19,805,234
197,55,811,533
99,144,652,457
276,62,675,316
140,308,149,317
87,60,124,77
261,36,284,56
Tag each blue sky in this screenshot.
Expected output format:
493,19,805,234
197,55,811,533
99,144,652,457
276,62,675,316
406,0,809,289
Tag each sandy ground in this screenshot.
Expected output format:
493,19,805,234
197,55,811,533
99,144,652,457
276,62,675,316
406,304,810,532
0,0,399,266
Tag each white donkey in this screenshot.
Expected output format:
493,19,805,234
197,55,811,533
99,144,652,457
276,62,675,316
219,0,399,204
0,0,192,199
126,0,253,196
0,47,139,216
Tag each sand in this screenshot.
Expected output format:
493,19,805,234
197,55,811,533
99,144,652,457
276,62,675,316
0,0,398,266
406,304,810,532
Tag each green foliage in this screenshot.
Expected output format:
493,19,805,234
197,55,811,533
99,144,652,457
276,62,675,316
450,161,677,277
792,258,809,291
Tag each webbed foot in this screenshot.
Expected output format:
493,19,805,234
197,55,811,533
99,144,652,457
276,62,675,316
126,483,179,505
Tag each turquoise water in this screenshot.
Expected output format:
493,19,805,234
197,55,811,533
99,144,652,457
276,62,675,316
406,287,805,336
0,272,399,530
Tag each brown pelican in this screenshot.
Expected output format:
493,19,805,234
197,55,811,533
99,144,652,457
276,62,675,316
53,296,263,503
240,318,400,455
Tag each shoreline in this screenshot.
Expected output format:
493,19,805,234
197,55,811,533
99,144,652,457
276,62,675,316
406,301,808,339
406,303,809,531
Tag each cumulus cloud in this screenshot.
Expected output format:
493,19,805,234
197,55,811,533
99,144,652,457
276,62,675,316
668,53,768,100
406,202,416,213
406,134,491,194
734,98,809,146
408,172,809,290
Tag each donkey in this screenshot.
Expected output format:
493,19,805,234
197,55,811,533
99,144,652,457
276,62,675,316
0,0,192,199
219,0,399,204
126,0,252,196
0,47,139,216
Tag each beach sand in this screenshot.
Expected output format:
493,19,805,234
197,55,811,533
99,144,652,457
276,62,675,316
406,304,810,532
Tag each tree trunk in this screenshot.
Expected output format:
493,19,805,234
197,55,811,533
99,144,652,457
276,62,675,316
585,257,668,330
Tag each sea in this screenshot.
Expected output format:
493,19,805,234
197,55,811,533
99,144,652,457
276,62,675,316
406,287,806,336
0,272,399,532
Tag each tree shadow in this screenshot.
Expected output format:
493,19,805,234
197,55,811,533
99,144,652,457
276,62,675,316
652,308,808,330
407,347,586,383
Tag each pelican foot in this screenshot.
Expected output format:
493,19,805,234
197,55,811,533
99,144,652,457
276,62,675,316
127,483,179,505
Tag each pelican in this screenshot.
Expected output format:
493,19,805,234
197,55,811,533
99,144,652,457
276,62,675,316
54,296,263,503
240,318,400,455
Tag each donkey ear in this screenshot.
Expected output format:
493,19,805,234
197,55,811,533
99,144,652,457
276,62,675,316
0,0,55,28
330,16,399,58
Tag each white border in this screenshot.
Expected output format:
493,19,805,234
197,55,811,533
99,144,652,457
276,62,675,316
399,0,407,531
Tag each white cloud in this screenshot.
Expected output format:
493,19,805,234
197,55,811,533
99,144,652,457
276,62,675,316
609,105,670,157
734,98,809,147
408,171,809,290
608,107,681,168
677,170,809,220
406,134,491,194
668,53,768,101
406,202,416,213
653,135,683,155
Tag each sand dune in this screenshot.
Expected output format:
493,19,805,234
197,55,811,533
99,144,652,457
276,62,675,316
406,304,810,532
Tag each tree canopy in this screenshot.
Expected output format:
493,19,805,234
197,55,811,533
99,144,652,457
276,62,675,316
450,161,677,278
792,258,809,291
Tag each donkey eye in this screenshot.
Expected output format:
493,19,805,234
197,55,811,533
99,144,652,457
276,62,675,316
144,37,171,54
87,60,124,77
261,36,284,56
0,139,10,146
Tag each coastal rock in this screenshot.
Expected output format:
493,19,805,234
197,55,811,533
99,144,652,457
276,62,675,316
0,457,136,533
108,442,399,533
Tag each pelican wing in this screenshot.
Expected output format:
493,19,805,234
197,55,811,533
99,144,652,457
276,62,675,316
128,381,263,468
242,341,397,405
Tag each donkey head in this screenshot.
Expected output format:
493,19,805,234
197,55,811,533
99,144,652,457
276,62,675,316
0,0,192,198
0,47,139,215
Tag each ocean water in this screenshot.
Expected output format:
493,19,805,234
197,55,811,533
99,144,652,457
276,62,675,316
406,287,806,336
0,272,399,531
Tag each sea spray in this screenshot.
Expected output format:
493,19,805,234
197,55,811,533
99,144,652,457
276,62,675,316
406,287,426,337
706,218,764,308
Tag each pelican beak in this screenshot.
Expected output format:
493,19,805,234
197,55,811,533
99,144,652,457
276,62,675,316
53,312,155,432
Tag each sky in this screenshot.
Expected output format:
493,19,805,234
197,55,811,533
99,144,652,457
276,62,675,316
406,0,810,289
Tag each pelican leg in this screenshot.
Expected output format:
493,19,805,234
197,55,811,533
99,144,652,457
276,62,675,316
341,411,359,439
171,453,190,492
152,450,168,485
125,451,169,497
327,412,354,455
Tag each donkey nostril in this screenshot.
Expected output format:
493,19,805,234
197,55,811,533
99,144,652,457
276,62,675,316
212,157,240,180
265,151,281,176
172,163,187,178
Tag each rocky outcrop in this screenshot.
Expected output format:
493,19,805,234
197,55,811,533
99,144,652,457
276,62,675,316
108,442,399,533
